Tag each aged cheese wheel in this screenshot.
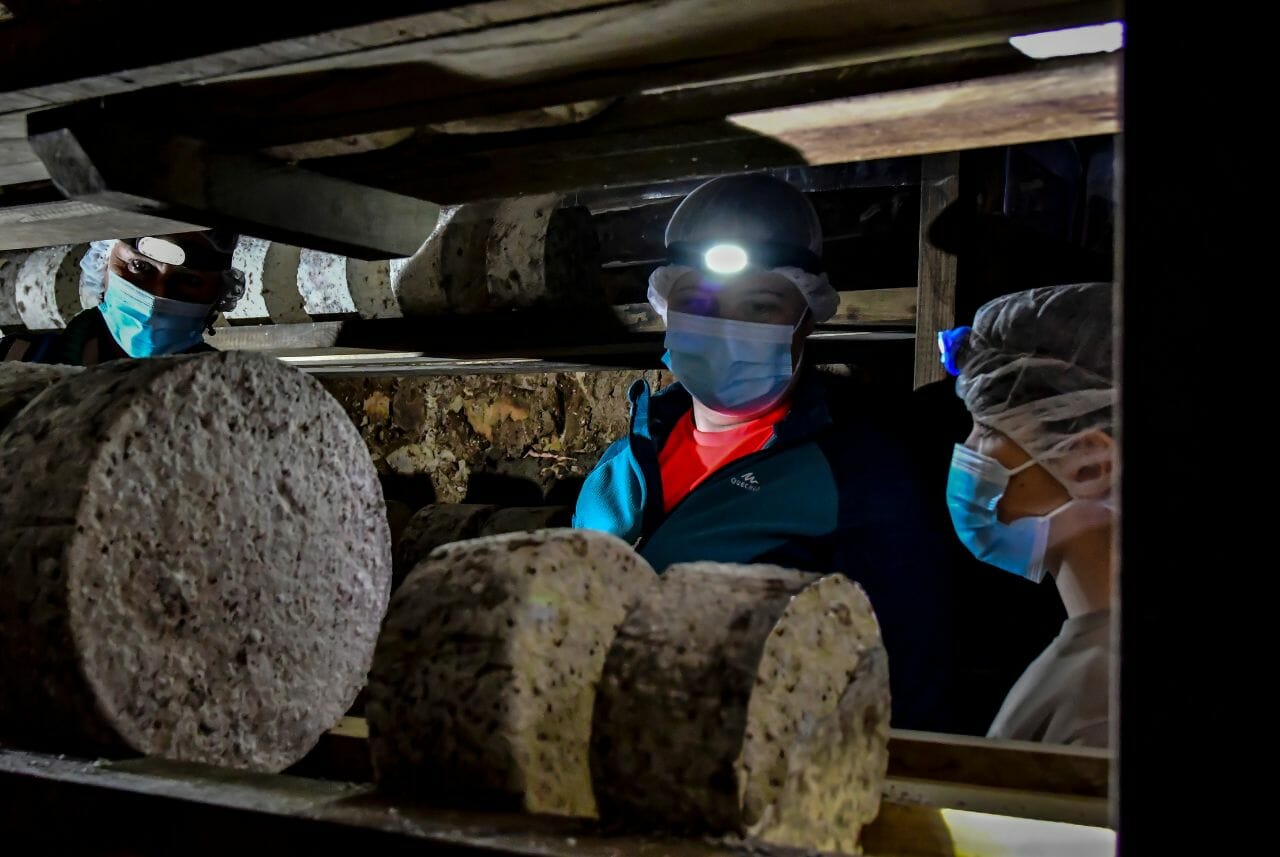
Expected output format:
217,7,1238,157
0,352,391,772
478,506,572,537
392,503,499,590
368,528,656,817
0,250,34,331
15,244,89,331
0,362,81,432
396,194,599,315
227,237,308,323
591,563,890,853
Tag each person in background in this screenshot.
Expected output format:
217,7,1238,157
939,281,1115,746
2,231,243,365
574,173,955,731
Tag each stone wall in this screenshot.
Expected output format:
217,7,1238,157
320,370,671,506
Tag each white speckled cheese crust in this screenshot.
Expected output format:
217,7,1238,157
368,528,655,818
591,563,889,853
0,352,391,772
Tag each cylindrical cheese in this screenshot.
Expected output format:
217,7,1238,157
395,195,599,316
478,506,572,537
15,244,88,331
591,563,890,853
392,503,498,591
0,352,391,772
0,362,81,433
368,528,656,817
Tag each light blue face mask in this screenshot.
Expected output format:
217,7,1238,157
663,310,799,417
98,271,214,358
946,443,1078,583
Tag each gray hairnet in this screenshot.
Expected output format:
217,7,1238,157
954,282,1116,498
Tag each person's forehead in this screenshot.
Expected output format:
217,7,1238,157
972,421,1029,458
672,269,802,299
118,234,224,272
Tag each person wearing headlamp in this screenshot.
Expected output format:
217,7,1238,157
2,231,245,365
939,281,1115,746
574,174,955,731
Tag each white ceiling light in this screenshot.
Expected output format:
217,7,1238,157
1010,21,1124,59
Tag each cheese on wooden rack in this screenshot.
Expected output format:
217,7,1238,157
591,563,890,853
368,528,655,818
0,352,391,772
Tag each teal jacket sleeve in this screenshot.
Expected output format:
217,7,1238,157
572,436,648,544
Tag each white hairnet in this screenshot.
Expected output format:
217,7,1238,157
78,239,114,308
647,264,839,323
648,173,839,323
952,282,1115,499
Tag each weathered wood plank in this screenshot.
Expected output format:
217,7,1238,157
728,53,1120,166
0,137,47,186
0,745,1114,854
202,288,915,354
0,198,201,251
175,0,1116,147
0,2,618,106
1,0,1115,123
26,116,440,259
315,54,1116,205
913,153,961,389
887,730,1109,798
304,719,1110,801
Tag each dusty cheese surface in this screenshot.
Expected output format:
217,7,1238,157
392,503,498,587
740,574,889,852
0,352,391,772
592,563,889,853
369,527,655,817
0,362,81,431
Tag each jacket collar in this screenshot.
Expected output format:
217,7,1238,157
628,369,832,448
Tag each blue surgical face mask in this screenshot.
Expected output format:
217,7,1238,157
98,271,214,358
946,443,1078,583
663,310,799,417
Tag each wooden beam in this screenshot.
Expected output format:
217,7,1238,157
0,2,621,111
307,719,1109,800
0,137,45,186
0,1,1119,122
26,112,440,259
317,54,1117,205
0,197,202,251
201,287,915,356
0,747,1112,857
887,730,1109,798
0,111,45,186
914,153,961,389
728,52,1121,166
171,0,1117,148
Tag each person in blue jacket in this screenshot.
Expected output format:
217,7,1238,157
574,174,955,731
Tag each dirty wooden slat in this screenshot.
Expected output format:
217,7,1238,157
313,54,1115,205
727,53,1120,168
913,153,960,389
172,0,1116,147
26,117,439,260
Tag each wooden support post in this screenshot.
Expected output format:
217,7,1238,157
914,152,960,389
